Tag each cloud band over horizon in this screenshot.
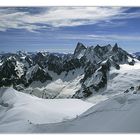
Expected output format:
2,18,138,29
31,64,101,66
0,7,140,53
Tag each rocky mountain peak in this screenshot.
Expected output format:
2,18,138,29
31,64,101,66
112,43,119,52
75,42,86,51
0,42,139,99
73,42,86,58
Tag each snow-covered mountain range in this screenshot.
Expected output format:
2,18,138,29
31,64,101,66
0,43,139,99
0,42,140,133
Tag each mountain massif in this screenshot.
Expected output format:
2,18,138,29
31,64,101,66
0,43,138,99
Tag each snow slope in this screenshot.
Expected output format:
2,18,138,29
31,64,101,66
87,61,140,104
106,61,140,94
0,88,93,133
23,68,84,99
33,92,140,133
33,62,140,133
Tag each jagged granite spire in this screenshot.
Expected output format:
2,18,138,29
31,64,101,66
73,42,86,59
112,43,119,52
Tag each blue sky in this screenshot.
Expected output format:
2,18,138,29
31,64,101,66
0,7,140,53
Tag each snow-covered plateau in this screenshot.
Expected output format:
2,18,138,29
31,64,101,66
0,88,93,133
0,43,140,133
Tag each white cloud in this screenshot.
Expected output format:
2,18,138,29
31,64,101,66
0,7,139,32
55,33,140,42
24,7,125,27
88,34,140,41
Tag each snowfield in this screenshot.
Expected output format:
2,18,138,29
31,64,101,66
0,62,140,133
0,88,93,133
87,61,140,104
34,92,140,133
105,60,140,95
1,87,140,133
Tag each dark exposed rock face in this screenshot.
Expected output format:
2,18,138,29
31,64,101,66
137,56,140,61
0,57,21,87
74,42,86,58
112,43,119,52
27,65,52,84
81,62,97,83
0,43,137,98
73,60,110,98
47,54,63,75
0,58,17,78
